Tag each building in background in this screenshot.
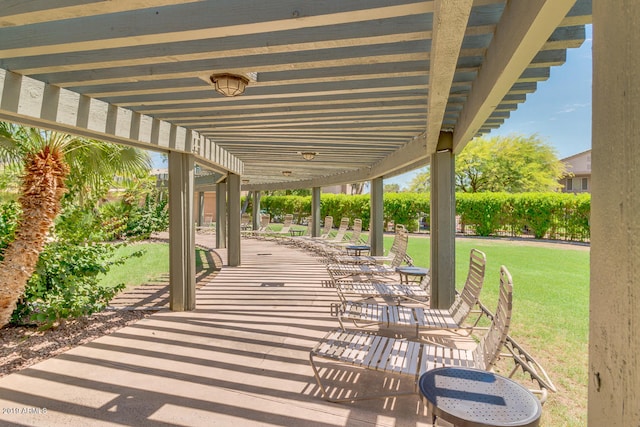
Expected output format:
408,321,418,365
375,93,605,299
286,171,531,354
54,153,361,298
560,149,591,193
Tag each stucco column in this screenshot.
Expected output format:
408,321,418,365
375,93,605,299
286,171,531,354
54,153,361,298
252,190,261,230
370,177,384,256
168,151,196,311
227,173,241,266
430,132,455,309
589,3,640,425
312,187,321,237
198,191,205,227
216,181,227,249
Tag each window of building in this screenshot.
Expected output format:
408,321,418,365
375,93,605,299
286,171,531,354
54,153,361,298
582,177,588,191
566,178,573,191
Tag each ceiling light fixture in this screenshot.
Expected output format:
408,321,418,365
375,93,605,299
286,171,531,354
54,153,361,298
209,73,250,97
300,151,318,161
282,171,292,177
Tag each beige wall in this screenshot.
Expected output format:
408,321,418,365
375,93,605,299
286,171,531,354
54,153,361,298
589,2,640,425
194,192,217,225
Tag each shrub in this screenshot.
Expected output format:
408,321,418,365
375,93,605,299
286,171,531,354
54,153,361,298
457,193,510,236
11,241,144,327
257,191,590,241
0,200,20,257
99,194,168,241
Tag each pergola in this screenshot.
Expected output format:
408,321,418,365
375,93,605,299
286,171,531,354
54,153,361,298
0,1,637,424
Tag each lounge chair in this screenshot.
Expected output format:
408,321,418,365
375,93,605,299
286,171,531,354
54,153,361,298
337,249,486,334
294,215,333,248
244,213,271,239
240,212,252,231
264,213,294,240
328,225,409,265
304,217,350,254
325,230,411,281
309,265,513,403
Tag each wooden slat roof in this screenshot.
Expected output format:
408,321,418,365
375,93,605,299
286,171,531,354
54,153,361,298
0,0,591,190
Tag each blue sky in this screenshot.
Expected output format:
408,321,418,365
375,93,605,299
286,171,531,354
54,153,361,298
387,25,593,188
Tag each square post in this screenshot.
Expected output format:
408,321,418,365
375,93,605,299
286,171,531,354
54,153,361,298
198,191,205,227
370,177,384,256
430,132,455,309
312,187,321,237
589,2,640,424
227,173,241,266
168,151,196,311
216,181,227,249
252,190,261,230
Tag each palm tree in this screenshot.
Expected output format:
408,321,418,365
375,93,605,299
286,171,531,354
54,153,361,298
0,123,150,327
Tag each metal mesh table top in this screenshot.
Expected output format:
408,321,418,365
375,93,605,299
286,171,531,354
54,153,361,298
418,367,542,427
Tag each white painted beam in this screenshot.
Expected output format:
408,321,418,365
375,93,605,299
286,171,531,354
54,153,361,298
425,0,473,154
0,1,201,27
0,2,433,59
0,69,243,175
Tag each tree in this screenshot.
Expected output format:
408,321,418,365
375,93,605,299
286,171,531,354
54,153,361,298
384,183,401,193
407,166,430,193
455,134,565,193
0,123,150,327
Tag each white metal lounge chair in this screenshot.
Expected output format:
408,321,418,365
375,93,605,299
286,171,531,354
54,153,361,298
337,249,487,334
294,215,333,248
309,265,513,403
328,226,409,265
326,230,410,281
304,217,350,254
244,213,271,239
331,276,430,304
264,213,294,240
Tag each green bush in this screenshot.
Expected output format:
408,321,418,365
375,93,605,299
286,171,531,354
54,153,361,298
257,192,590,241
457,192,510,236
99,194,168,241
11,241,144,327
384,193,429,232
0,200,20,257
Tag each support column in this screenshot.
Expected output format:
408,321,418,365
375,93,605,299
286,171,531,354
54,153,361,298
370,177,384,256
312,187,321,237
227,173,241,266
216,181,227,249
252,190,261,230
430,132,455,309
198,191,205,227
168,151,196,311
589,3,640,425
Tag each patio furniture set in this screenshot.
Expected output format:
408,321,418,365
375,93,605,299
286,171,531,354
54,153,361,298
248,215,557,425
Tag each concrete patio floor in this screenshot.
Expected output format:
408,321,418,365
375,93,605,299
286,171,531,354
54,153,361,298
0,235,440,427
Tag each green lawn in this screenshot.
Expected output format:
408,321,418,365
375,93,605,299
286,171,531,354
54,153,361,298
98,242,170,289
99,243,213,290
390,235,589,426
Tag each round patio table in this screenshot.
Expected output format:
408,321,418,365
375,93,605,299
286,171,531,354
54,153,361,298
345,245,370,256
418,367,542,427
395,266,429,284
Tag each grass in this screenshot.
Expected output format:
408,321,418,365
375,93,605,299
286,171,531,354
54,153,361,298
99,242,170,289
389,234,589,426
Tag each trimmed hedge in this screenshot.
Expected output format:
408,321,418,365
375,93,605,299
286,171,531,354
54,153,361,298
252,192,590,241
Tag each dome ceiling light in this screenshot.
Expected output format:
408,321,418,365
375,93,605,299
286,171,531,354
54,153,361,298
209,73,250,97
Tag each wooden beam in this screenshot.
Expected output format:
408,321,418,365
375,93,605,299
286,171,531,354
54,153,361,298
425,0,473,154
0,69,243,175
0,2,433,59
453,0,578,153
